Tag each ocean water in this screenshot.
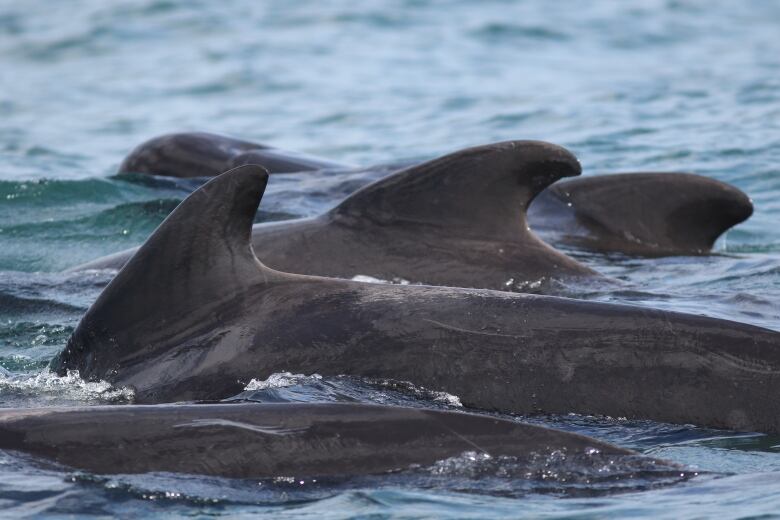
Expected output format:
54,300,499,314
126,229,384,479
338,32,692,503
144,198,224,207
1,0,780,517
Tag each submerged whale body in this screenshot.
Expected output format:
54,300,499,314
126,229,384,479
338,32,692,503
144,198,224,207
54,166,780,433
118,132,753,257
119,132,345,176
77,140,600,290
0,402,655,479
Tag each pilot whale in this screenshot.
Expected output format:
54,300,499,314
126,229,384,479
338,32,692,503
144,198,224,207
120,131,346,176
118,132,752,257
0,402,655,479
529,172,752,256
53,165,780,433
77,140,600,290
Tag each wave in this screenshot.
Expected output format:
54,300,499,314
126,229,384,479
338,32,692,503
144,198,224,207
233,372,462,408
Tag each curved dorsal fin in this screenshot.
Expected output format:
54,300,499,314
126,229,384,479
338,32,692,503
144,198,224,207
547,172,753,254
52,165,275,377
113,164,273,297
330,141,581,240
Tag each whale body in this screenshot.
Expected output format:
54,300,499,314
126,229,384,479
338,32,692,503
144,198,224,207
117,132,752,257
53,165,780,433
77,140,599,290
0,402,654,479
120,132,345,176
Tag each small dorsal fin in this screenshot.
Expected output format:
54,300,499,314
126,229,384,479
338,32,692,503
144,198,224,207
52,165,275,377
330,141,581,240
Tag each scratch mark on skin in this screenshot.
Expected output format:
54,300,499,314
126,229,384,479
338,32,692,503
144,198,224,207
706,350,780,375
422,318,525,339
432,417,491,455
173,419,308,435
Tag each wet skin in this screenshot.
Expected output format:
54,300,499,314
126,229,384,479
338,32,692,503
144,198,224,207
54,166,780,434
76,140,600,291
117,132,752,256
0,402,647,479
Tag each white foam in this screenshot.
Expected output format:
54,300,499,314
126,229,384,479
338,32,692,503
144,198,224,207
0,369,134,404
431,391,463,407
351,275,412,285
244,371,323,391
428,451,493,475
367,377,463,407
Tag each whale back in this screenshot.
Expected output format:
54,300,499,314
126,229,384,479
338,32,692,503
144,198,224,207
118,132,343,176
119,132,269,177
0,403,645,479
330,141,582,241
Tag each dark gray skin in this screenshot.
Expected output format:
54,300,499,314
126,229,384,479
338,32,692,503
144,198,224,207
529,173,753,256
0,402,644,479
76,140,599,290
118,132,753,257
53,166,780,433
119,132,346,176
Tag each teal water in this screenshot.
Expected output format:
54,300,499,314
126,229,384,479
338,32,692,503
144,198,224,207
1,0,780,517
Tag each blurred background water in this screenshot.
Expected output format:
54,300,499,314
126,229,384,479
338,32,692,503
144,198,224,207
1,0,780,517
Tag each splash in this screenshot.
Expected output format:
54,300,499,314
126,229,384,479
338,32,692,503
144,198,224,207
422,449,694,488
351,275,412,285
244,372,323,391
363,377,463,407
0,369,134,405
238,372,463,408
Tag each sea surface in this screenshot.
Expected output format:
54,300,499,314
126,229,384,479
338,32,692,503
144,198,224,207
1,0,780,518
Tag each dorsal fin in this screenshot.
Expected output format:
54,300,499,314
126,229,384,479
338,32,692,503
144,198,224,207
330,141,581,240
114,164,273,295
52,165,276,378
547,172,753,254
